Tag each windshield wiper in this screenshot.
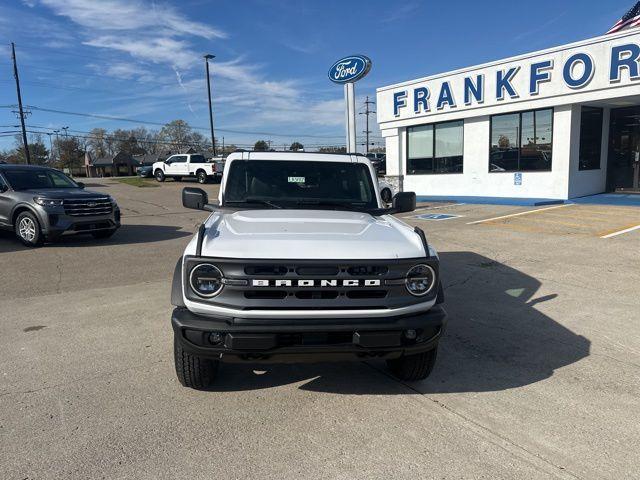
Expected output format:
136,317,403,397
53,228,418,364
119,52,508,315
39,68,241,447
225,198,283,209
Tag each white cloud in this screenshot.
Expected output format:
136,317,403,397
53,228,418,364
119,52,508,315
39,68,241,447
84,35,198,69
24,0,350,139
37,0,226,39
87,62,154,81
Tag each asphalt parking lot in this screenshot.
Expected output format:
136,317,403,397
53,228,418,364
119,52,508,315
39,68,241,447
1,178,639,479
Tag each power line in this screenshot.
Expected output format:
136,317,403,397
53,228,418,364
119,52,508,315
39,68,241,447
0,126,350,151
0,104,348,139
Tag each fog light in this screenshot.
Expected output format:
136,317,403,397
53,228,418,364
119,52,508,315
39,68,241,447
404,329,417,340
209,332,223,345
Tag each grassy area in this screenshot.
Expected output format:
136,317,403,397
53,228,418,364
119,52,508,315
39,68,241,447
114,177,159,188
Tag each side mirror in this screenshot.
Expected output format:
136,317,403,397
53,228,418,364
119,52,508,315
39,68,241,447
182,187,208,210
392,192,416,213
76,181,85,189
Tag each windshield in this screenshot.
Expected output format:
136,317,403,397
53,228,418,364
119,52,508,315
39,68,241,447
224,160,378,210
3,169,79,190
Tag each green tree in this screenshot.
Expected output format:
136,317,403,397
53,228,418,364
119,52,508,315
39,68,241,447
498,135,510,149
318,146,346,153
112,129,146,155
87,128,109,158
289,142,304,151
54,136,84,170
220,144,237,157
158,120,197,152
13,134,49,165
254,140,269,151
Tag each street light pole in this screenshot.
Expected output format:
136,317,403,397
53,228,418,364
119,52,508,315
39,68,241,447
204,54,216,157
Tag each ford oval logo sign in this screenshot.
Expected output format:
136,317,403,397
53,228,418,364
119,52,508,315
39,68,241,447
328,55,372,84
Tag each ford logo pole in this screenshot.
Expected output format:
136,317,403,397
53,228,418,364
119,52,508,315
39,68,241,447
328,55,372,153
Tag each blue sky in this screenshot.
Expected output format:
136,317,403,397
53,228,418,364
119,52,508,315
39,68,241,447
0,0,634,151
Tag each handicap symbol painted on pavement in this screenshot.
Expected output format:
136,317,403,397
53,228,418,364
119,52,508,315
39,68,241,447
415,213,462,221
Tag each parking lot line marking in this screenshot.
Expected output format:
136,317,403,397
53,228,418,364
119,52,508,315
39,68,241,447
466,204,574,225
600,223,640,239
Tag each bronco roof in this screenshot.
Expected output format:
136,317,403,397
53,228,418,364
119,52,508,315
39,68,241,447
226,151,370,163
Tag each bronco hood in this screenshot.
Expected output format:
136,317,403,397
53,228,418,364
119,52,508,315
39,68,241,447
191,209,426,260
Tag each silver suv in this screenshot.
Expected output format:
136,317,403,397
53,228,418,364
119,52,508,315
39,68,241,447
0,164,120,247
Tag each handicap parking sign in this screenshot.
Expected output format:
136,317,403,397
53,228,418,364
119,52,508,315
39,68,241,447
514,172,522,185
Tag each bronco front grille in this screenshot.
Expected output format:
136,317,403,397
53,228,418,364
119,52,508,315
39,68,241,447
63,198,112,216
184,256,439,311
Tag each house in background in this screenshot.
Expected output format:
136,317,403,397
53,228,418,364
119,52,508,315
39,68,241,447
133,153,162,167
85,151,136,177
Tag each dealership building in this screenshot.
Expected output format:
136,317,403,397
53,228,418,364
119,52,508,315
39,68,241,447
376,29,640,202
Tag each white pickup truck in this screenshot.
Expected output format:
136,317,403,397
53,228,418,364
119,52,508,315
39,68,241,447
153,153,223,184
171,151,446,389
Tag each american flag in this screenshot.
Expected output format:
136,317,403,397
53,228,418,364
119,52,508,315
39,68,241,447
607,1,640,34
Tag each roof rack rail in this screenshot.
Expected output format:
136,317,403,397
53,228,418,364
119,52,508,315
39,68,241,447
231,150,367,156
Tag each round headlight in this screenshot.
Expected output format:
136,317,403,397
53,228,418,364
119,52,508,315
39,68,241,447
189,263,224,298
405,264,436,296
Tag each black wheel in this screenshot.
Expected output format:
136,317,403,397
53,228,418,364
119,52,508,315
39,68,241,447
15,211,44,247
154,169,165,182
174,337,219,389
386,347,438,381
174,176,182,182
91,229,116,239
197,171,208,184
381,188,392,203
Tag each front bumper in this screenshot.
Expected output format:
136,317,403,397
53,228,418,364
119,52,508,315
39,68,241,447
38,207,121,237
172,306,447,363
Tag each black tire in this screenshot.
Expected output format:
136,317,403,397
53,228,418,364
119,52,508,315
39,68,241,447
15,211,44,247
91,229,116,239
386,347,438,381
174,176,182,182
197,171,208,184
155,169,165,182
174,337,219,389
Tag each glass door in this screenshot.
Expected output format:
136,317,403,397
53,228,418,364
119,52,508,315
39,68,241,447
608,106,640,192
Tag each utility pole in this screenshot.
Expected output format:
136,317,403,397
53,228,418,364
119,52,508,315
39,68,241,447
53,129,60,162
359,96,376,154
204,54,216,157
46,132,53,163
11,42,30,164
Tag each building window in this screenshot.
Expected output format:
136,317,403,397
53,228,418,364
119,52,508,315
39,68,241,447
578,107,603,170
407,120,463,174
490,108,553,172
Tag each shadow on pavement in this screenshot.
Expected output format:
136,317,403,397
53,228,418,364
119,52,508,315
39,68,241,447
0,224,191,252
207,251,590,394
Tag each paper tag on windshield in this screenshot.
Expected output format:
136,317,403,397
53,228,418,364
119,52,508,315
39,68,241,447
288,176,305,183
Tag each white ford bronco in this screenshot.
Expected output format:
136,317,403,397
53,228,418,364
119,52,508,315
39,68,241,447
172,151,446,389
153,153,223,184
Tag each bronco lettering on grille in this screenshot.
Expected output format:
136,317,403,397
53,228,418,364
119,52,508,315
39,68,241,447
251,279,381,287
